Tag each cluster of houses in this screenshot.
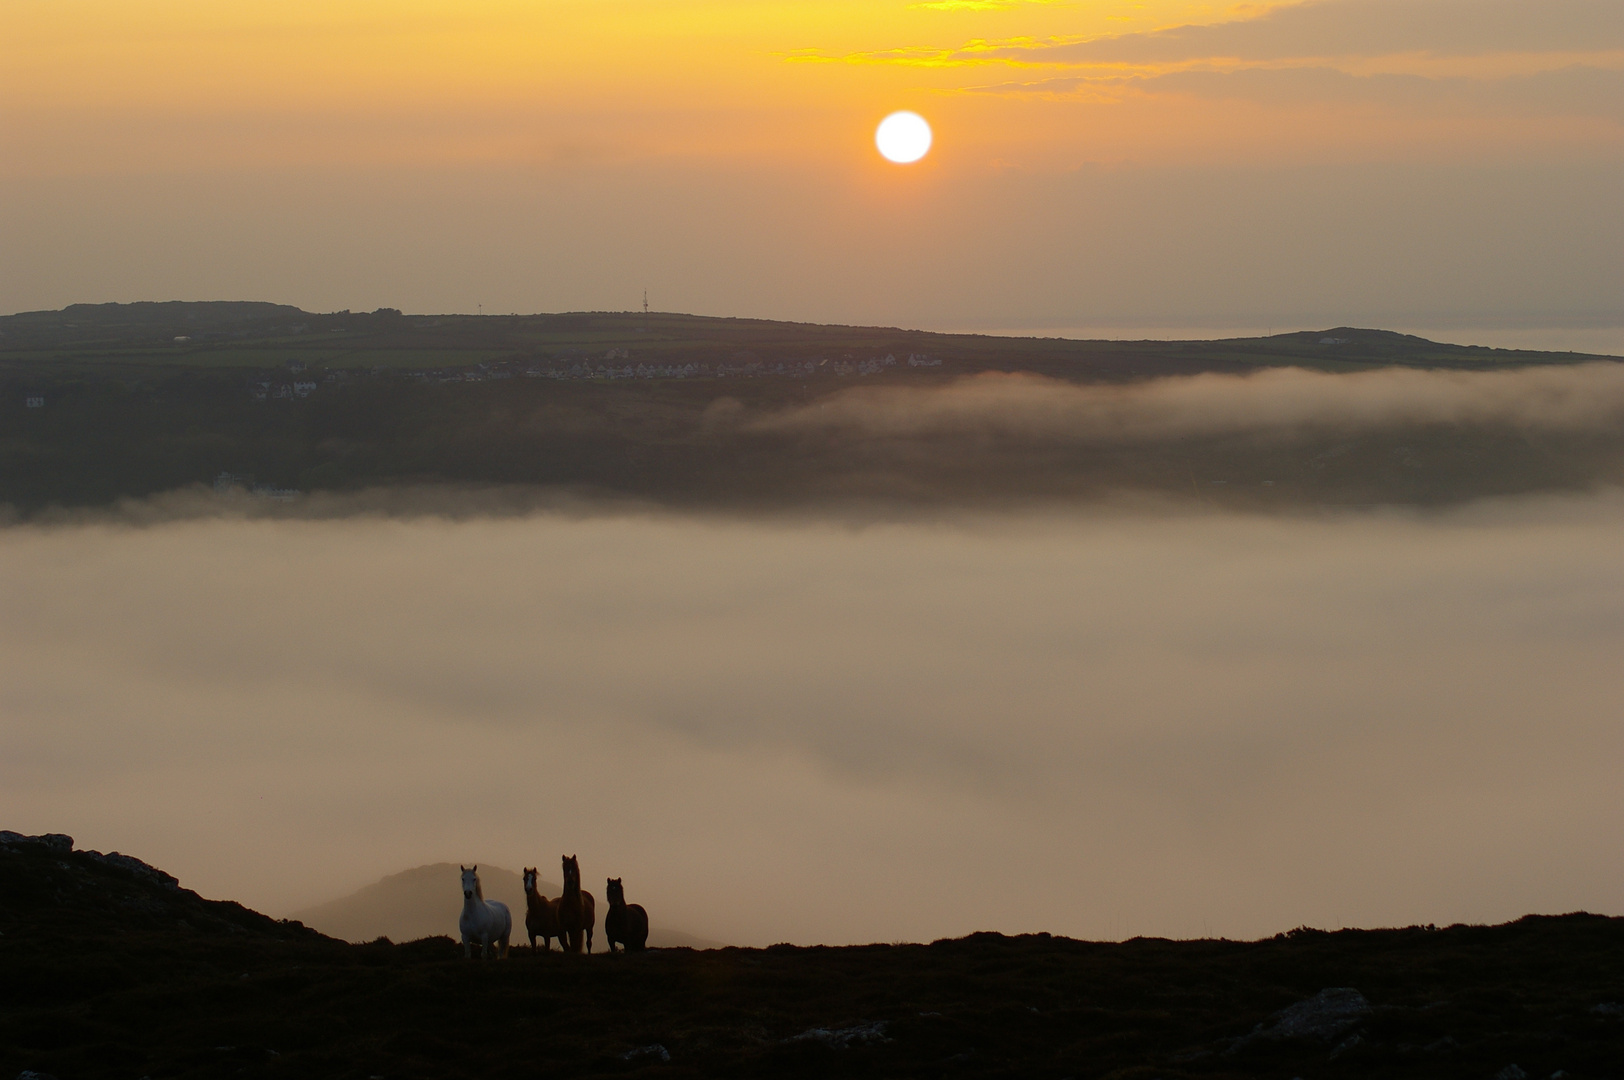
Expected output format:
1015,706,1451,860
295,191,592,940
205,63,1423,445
246,350,942,397
212,472,300,501
250,379,318,401
524,351,939,382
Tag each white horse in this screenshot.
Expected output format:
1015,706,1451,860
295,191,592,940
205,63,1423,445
458,865,512,959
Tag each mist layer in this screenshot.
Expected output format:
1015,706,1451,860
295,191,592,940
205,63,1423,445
752,363,1624,442
3,498,1622,944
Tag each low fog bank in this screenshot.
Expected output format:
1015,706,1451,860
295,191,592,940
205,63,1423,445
3,497,1622,945
2,484,666,530
753,363,1624,442
7,361,1624,519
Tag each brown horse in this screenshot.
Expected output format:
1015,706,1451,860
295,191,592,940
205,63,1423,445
604,877,649,953
522,867,562,953
556,854,596,954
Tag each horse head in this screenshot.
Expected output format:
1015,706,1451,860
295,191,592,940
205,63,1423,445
562,854,580,890
607,877,625,905
523,867,538,894
460,865,481,901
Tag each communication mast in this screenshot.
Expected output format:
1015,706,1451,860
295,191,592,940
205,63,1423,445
643,290,649,315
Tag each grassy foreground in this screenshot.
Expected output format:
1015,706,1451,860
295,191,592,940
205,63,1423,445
4,835,1622,1080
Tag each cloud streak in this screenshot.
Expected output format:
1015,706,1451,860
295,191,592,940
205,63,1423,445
965,64,1624,126
993,0,1624,65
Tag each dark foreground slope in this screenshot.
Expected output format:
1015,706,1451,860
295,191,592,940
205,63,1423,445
4,833,1623,1080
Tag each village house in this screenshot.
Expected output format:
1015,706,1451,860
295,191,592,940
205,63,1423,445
213,471,251,495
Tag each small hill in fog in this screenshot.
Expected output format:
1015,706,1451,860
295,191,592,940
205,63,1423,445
290,863,533,943
290,862,724,948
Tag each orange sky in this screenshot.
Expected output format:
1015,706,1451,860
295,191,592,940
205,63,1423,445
4,0,1622,327
11,0,1620,173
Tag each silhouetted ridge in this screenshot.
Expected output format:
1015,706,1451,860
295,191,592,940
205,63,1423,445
56,301,308,325
0,830,322,941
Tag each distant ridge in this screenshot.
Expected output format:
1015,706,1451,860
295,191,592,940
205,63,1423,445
57,300,306,324
4,300,1619,364
290,863,726,949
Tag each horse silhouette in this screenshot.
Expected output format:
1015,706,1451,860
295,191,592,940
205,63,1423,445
604,877,649,953
458,865,511,959
556,854,596,954
522,867,562,953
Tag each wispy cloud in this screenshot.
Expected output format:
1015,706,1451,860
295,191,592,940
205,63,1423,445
818,0,1624,112
783,39,1021,69
978,0,1624,66
959,63,1624,124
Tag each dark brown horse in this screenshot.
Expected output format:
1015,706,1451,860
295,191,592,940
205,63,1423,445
557,854,596,954
522,867,562,953
604,877,649,953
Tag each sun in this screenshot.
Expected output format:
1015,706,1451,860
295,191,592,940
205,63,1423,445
876,111,932,164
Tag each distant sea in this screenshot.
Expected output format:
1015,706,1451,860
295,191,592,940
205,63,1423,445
959,325,1624,357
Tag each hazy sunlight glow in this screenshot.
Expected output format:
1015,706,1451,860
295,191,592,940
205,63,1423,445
876,111,932,163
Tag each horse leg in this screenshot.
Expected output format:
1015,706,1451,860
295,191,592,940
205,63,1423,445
586,926,594,954
463,935,472,960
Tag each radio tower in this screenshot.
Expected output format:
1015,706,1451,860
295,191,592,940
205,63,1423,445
643,290,649,315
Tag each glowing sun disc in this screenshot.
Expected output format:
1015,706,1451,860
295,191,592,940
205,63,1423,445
876,111,932,164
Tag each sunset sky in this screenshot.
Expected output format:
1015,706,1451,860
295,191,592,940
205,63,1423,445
5,0,1623,332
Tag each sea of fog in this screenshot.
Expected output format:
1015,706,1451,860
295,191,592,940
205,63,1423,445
3,498,1623,946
